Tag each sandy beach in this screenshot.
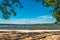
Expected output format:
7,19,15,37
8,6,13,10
0,30,59,40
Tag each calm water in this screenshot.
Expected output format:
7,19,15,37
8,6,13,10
0,24,60,30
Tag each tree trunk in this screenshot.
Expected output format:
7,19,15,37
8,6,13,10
55,17,60,24
56,17,60,22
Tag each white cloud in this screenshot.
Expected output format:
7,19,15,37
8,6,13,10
0,15,56,24
37,15,53,19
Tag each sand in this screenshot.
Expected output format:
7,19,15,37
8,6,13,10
0,30,60,40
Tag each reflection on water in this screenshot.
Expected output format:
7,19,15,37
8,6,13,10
0,24,60,30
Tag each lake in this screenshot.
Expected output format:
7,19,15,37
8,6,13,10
0,24,60,30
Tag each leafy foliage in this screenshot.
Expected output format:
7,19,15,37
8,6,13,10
0,0,23,19
34,0,60,22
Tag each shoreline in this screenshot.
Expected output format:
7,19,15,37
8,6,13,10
0,30,60,32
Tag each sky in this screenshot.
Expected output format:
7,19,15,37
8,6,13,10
0,0,56,24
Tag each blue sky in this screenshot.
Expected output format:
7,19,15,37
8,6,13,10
0,0,56,24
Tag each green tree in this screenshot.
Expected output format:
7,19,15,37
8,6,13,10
34,0,60,23
0,0,23,19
